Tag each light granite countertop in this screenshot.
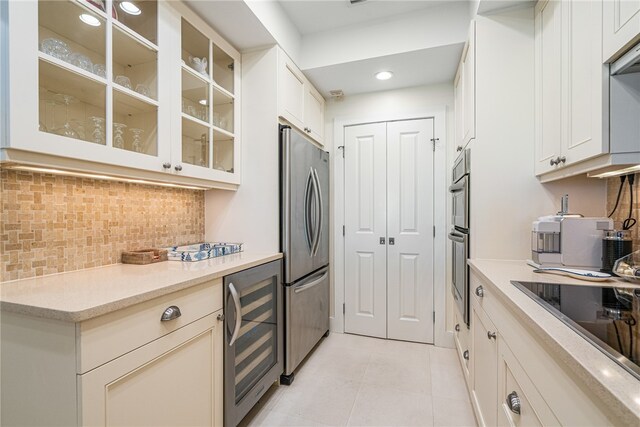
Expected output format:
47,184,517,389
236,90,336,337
0,252,282,322
468,259,640,425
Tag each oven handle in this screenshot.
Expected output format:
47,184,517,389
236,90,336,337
449,180,466,192
448,232,466,243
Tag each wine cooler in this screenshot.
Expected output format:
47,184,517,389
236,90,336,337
224,260,283,427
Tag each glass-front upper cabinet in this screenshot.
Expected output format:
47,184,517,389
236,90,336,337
6,0,171,176
4,0,240,187
171,2,241,185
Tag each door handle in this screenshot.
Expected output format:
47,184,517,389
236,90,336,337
304,168,314,255
311,167,323,256
228,283,242,346
380,237,386,245
294,270,328,293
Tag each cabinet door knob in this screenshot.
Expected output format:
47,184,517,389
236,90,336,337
455,323,460,332
559,156,566,164
456,145,463,152
549,158,557,166
174,164,183,172
475,286,484,297
160,305,182,322
162,162,172,169
506,391,521,415
487,331,497,340
463,350,469,360
217,313,224,322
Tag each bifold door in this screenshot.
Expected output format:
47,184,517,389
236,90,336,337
344,118,435,343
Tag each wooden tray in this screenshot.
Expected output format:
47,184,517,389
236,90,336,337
121,248,168,265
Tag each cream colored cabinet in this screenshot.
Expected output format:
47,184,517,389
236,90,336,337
2,0,240,190
470,301,498,427
0,280,224,426
304,84,325,143
167,1,242,186
603,0,640,62
534,0,563,175
534,0,609,178
277,49,325,145
496,339,560,427
80,314,222,427
454,21,476,153
466,271,619,426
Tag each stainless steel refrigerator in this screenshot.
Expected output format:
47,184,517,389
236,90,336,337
279,125,330,385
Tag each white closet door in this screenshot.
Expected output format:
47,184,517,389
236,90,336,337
386,119,435,343
344,122,388,339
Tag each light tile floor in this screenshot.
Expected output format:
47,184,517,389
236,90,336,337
240,333,477,427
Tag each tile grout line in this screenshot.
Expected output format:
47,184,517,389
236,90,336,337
344,354,372,426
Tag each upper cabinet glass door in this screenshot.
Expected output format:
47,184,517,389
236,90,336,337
180,17,237,176
37,0,159,156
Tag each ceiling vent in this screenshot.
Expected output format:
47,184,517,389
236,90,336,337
329,89,344,99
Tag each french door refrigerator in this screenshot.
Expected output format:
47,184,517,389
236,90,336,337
279,125,330,385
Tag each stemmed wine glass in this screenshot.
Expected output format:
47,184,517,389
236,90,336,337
53,93,79,139
88,116,106,145
129,128,144,153
113,123,127,149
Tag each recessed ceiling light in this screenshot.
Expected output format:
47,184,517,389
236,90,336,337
375,71,393,80
198,99,208,106
79,13,101,27
119,1,142,16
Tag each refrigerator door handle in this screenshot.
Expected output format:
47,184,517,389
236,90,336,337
311,167,323,256
228,283,242,346
303,168,315,255
294,269,329,293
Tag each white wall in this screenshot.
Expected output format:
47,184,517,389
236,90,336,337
204,47,280,253
244,1,301,64
324,83,455,152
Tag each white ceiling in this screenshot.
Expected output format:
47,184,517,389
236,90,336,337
278,0,458,35
304,43,464,97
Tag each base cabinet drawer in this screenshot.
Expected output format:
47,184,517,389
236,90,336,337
79,312,223,427
79,279,222,373
497,339,560,427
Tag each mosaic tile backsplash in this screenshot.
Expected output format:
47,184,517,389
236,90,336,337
607,172,640,250
0,170,205,281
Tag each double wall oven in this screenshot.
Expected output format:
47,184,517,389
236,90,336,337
448,149,470,325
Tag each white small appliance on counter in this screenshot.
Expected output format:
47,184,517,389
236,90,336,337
529,195,612,269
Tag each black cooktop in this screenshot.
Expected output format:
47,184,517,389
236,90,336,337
512,281,640,380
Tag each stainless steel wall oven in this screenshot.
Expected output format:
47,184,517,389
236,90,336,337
448,149,470,325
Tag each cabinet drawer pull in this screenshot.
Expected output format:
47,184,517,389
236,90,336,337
160,305,182,321
506,391,521,415
455,323,460,332
487,331,497,340
463,350,469,360
475,286,484,297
